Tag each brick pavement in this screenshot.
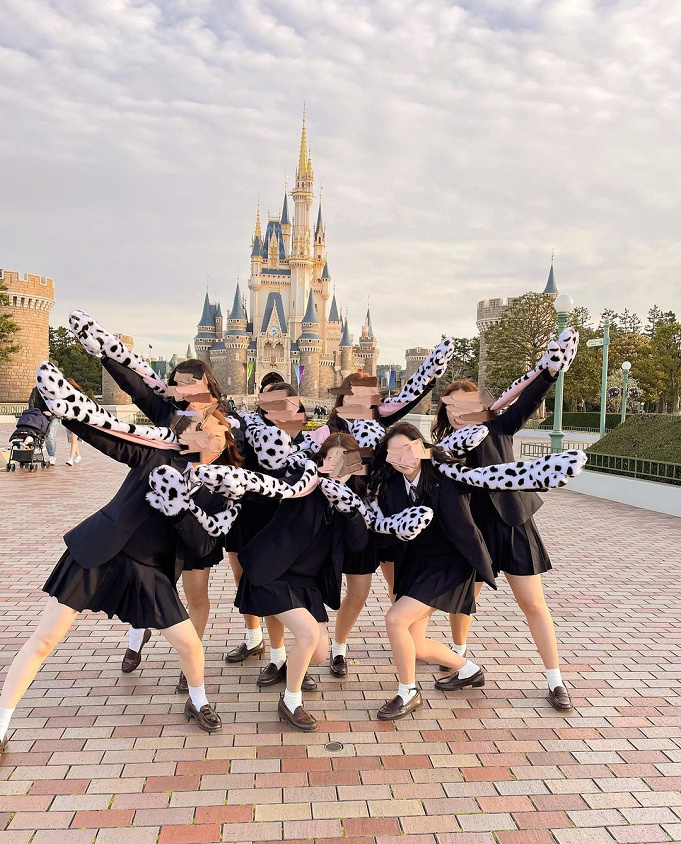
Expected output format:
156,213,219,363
1,422,680,843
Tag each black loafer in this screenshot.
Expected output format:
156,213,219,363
377,691,423,721
225,640,265,663
121,629,151,674
302,672,317,692
184,700,222,733
175,672,188,694
277,696,317,732
330,654,348,678
548,685,573,711
257,662,316,691
435,667,485,691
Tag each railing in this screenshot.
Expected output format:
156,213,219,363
522,419,613,434
520,441,588,457
585,453,681,486
0,403,27,417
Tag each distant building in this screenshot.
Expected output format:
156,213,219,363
476,259,558,388
194,115,379,398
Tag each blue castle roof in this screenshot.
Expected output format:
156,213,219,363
261,291,288,334
328,293,340,322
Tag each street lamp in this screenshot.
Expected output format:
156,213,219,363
549,293,575,453
621,360,632,423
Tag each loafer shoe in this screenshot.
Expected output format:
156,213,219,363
435,667,485,691
377,691,423,721
302,671,317,692
257,662,287,687
330,654,348,678
548,685,573,711
439,646,466,670
0,736,8,759
225,640,265,663
121,629,151,674
277,696,317,732
184,700,222,733
175,672,188,694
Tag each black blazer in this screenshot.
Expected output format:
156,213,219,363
464,370,557,526
377,471,496,588
238,487,368,610
62,420,222,581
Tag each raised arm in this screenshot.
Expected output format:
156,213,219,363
101,358,174,426
493,369,558,437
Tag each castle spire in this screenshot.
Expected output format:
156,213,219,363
365,306,374,339
315,199,324,238
281,190,290,226
328,292,340,323
229,283,247,321
543,251,558,295
302,289,318,326
199,291,213,327
340,315,352,348
254,200,262,240
297,106,309,181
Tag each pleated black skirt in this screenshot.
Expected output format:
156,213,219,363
343,546,381,576
182,543,223,572
474,496,552,577
44,549,189,630
395,553,478,615
235,575,328,623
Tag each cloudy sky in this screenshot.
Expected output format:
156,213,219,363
1,0,679,363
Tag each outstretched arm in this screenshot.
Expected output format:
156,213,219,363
435,450,587,491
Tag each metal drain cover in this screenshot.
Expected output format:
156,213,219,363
324,741,344,752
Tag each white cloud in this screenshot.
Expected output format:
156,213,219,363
0,0,679,364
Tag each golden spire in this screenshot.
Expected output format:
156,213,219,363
254,199,262,241
297,104,309,180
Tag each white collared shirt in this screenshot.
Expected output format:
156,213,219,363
404,471,421,500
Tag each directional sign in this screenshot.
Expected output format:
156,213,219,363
586,338,604,347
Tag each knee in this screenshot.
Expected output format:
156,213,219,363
309,638,328,665
31,631,62,659
297,623,320,652
345,580,371,607
519,596,549,618
184,585,209,610
385,607,403,636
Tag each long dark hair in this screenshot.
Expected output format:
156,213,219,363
368,421,456,501
327,373,380,432
431,378,479,442
316,431,366,498
168,358,242,466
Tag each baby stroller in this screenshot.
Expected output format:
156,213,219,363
7,408,51,472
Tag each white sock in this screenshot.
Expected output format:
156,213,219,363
451,642,467,657
245,626,263,649
0,707,15,742
283,688,302,713
546,668,563,691
188,684,209,709
397,683,418,704
331,639,347,659
458,659,480,680
270,646,287,669
128,628,146,652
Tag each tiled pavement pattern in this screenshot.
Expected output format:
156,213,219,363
1,422,680,844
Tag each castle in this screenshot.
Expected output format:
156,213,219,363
476,260,558,388
0,268,55,403
194,116,379,399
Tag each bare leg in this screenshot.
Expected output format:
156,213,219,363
333,574,372,645
265,615,285,650
409,614,466,671
309,624,329,666
69,437,79,461
449,581,485,646
160,619,205,688
379,561,396,604
505,574,560,669
385,597,465,685
227,552,260,631
0,597,78,708
273,609,320,692
181,568,211,641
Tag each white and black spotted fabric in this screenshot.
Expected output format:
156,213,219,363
146,466,241,537
318,477,367,515
36,362,177,445
438,424,489,456
243,416,294,471
367,500,435,541
348,419,384,449
196,459,318,501
382,337,455,406
69,310,168,397
436,450,587,491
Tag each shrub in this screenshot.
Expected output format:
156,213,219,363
586,414,681,463
539,412,621,430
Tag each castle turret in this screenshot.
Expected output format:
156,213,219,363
218,283,250,394
280,190,291,258
0,269,55,403
249,202,264,334
543,255,559,298
405,347,432,413
194,291,216,364
298,290,322,397
356,306,379,376
290,110,314,340
340,316,354,378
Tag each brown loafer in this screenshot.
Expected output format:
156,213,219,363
225,640,265,663
302,672,317,692
0,736,8,759
548,685,573,712
377,690,422,721
277,696,317,732
257,662,287,687
330,654,348,678
184,700,222,733
435,667,485,691
121,629,151,674
175,672,188,694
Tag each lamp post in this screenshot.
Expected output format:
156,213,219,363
549,293,575,453
586,318,612,439
621,360,631,423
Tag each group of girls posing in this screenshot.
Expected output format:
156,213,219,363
0,310,583,751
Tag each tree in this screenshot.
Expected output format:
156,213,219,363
483,293,557,398
599,308,619,331
49,326,102,396
645,305,677,338
562,306,601,411
608,332,663,408
619,308,642,334
0,277,20,363
650,322,681,413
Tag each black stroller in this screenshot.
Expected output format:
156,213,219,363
7,408,51,472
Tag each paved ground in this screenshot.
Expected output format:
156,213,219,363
1,422,680,844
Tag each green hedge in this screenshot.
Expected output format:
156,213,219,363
586,414,681,463
539,412,621,430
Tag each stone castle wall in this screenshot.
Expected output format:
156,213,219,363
476,297,515,389
405,346,432,414
102,334,134,404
